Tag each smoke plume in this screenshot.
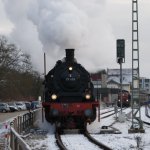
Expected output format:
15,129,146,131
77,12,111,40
2,0,116,73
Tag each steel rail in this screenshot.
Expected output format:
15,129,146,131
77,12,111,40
101,108,127,119
84,129,112,150
55,130,68,150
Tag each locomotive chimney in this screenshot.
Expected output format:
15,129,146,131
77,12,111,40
65,49,74,63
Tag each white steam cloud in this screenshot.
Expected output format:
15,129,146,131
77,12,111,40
28,0,88,55
2,0,117,73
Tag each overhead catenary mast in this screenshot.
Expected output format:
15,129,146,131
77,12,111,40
128,0,144,133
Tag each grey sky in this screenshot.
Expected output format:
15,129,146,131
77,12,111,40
0,0,150,78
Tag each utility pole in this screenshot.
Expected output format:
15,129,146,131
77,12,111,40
44,52,46,77
128,0,144,133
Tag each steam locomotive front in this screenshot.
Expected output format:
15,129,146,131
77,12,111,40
43,49,99,129
48,49,94,102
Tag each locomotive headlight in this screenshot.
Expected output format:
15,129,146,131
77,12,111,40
69,66,73,71
51,94,57,100
85,94,91,100
126,99,128,102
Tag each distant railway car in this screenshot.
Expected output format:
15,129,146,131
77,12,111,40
117,90,131,107
42,49,99,129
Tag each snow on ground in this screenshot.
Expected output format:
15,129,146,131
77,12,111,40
1,106,150,150
90,107,150,150
61,134,100,150
26,106,150,150
24,132,58,150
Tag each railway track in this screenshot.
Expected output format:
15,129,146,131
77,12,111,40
143,106,150,126
11,107,131,149
55,127,112,150
84,128,112,150
53,106,149,150
55,130,67,150
54,107,117,149
100,107,127,119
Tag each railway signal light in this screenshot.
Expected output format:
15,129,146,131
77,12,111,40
117,39,125,64
116,39,125,120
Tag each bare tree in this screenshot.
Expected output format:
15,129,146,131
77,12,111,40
20,53,32,73
0,36,43,101
0,36,21,70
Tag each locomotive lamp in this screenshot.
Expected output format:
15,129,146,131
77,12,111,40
51,94,57,100
69,66,73,71
85,94,91,100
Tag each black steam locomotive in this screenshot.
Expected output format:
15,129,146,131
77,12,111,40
42,49,99,129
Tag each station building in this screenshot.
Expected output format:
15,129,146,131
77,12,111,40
91,68,150,106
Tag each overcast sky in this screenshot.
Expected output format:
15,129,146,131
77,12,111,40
0,0,150,78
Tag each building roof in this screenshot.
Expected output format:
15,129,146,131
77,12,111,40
90,69,106,81
107,68,132,84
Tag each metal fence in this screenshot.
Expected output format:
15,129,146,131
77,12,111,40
10,112,34,134
9,110,39,150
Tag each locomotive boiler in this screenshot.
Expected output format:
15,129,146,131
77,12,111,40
42,49,99,129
